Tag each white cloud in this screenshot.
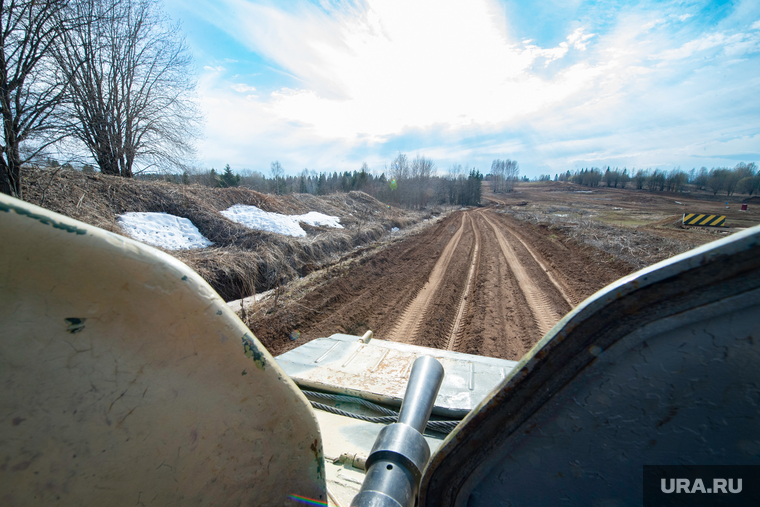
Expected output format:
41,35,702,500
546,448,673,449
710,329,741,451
654,30,760,61
199,0,600,142
183,0,760,175
567,28,595,51
231,83,257,93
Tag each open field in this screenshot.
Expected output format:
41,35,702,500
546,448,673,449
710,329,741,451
244,181,760,359
489,181,760,229
17,170,760,360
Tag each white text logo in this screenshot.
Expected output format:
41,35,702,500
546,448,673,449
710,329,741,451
661,478,742,494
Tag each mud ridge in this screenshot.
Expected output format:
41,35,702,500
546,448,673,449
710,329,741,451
447,214,480,351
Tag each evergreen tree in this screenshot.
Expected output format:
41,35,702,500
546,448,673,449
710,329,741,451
218,164,240,188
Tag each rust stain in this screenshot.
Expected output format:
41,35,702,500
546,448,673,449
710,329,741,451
656,405,679,428
11,460,32,472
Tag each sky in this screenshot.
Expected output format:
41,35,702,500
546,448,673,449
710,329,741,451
163,0,760,179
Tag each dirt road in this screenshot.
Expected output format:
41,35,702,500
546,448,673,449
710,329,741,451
250,207,631,360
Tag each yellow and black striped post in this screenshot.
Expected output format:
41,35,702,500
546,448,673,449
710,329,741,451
682,213,726,227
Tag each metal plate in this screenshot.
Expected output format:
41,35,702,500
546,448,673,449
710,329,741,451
276,334,518,417
0,194,325,506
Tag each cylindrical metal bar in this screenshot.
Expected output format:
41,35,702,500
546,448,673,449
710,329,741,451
351,356,445,507
397,356,445,434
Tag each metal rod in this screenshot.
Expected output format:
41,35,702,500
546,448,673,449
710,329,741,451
397,356,445,434
351,356,445,507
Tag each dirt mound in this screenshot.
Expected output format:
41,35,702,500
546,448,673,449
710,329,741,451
21,167,422,300
743,196,760,204
645,214,685,228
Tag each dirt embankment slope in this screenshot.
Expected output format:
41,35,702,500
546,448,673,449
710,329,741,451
19,167,425,300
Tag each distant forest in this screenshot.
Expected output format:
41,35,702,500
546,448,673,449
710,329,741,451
127,158,759,210
543,163,759,196
132,153,507,208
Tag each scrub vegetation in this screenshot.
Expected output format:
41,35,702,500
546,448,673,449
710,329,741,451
20,165,436,300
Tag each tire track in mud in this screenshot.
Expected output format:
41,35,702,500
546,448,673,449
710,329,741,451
480,211,565,336
386,214,467,343
446,214,480,351
458,212,537,359
488,211,575,307
253,200,625,359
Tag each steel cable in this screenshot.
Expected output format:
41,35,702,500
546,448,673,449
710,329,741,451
303,391,460,434
303,390,399,417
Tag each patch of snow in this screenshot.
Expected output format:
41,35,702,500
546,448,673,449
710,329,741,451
391,227,400,233
220,204,343,237
118,212,213,250
296,211,343,229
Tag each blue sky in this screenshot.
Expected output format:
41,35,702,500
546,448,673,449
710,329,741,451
163,0,760,178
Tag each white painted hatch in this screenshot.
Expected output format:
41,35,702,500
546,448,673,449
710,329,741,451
276,333,518,417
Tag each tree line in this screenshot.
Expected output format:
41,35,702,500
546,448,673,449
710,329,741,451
140,154,490,208
553,163,759,196
0,0,199,199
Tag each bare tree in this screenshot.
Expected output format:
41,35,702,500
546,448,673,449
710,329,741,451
491,160,504,193
491,159,518,193
0,0,73,198
411,155,434,207
55,0,199,177
270,160,283,194
390,152,409,181
504,159,519,192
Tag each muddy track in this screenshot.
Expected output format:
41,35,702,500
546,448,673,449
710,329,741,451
446,214,480,351
250,208,631,359
386,214,468,344
479,210,567,336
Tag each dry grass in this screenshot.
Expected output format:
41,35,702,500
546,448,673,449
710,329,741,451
501,208,713,270
21,167,426,300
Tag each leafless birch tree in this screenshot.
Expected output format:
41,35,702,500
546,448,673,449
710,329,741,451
491,159,519,193
56,0,199,177
0,0,72,198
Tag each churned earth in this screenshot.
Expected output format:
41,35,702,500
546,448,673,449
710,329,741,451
246,205,631,360
247,180,759,360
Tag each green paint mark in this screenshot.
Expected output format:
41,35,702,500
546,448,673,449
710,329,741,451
242,333,267,371
65,318,86,334
1,200,88,235
216,310,222,315
310,439,324,480
241,369,247,376
181,275,188,281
